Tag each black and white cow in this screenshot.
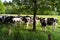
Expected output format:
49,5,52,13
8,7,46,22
22,16,40,27
2,15,23,26
3,16,15,24
12,15,33,27
21,16,31,27
0,16,4,22
0,16,8,23
24,16,40,27
40,17,58,31
25,16,33,27
20,16,33,27
12,16,23,27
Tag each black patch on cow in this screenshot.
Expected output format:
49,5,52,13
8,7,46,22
40,18,47,26
3,16,15,24
47,18,54,25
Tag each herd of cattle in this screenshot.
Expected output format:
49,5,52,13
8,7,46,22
0,15,58,31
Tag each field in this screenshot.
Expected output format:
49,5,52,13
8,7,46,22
0,15,60,40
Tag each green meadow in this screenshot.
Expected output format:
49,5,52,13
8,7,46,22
0,15,60,40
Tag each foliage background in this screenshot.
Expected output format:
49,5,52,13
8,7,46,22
0,0,60,15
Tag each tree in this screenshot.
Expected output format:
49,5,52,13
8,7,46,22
0,0,5,14
12,1,29,13
36,0,60,15
12,0,37,30
3,1,13,14
32,0,37,30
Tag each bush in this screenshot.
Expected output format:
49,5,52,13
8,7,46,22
44,10,59,15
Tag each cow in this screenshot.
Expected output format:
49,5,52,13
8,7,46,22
40,17,58,31
25,16,32,27
0,16,8,23
20,16,33,27
3,16,15,24
0,16,4,23
12,17,22,27
23,16,40,28
21,16,40,28
12,15,33,27
21,16,31,27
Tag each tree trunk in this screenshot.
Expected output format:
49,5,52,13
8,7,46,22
48,34,52,40
33,0,37,30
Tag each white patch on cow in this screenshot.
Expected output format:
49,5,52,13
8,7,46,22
12,17,22,27
13,18,21,21
45,18,47,20
45,18,47,24
0,16,2,18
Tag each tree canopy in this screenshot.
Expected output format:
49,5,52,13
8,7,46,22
0,0,60,15
0,0,5,14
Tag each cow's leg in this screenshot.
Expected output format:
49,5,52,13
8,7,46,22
8,28,12,35
12,20,16,27
42,26,46,32
26,22,29,27
14,21,17,27
20,21,22,26
52,22,57,31
16,21,18,27
31,22,33,28
26,22,29,28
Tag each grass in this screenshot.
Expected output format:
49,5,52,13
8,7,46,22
0,15,60,40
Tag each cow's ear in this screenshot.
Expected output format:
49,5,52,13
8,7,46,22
40,17,43,22
38,17,40,20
